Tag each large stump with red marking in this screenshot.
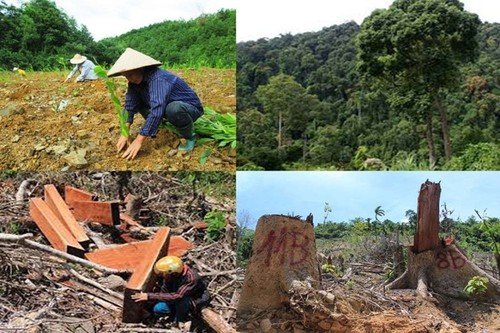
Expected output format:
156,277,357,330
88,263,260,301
387,181,500,300
237,214,320,313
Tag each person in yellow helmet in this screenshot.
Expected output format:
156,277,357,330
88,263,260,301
131,256,210,327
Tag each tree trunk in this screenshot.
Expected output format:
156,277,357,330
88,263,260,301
278,111,282,148
237,215,320,313
425,109,437,169
435,94,452,161
413,181,441,253
387,181,500,301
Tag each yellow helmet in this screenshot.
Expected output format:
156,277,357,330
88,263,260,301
154,256,183,275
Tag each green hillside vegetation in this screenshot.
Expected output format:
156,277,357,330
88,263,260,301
0,0,235,70
237,0,499,170
237,211,500,273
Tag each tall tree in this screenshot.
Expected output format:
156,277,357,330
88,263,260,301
256,74,314,149
357,0,480,167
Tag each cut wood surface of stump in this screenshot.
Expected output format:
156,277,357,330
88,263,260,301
237,214,320,313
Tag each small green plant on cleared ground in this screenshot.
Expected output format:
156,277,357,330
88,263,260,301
464,276,488,296
94,66,129,138
204,210,226,241
196,107,236,164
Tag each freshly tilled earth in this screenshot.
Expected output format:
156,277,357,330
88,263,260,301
0,69,236,171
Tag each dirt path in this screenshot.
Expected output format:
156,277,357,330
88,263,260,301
0,69,236,171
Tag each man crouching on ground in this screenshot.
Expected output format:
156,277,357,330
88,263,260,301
107,48,204,160
131,256,210,332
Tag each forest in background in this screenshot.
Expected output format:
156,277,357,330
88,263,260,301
237,0,499,171
237,207,500,274
0,0,235,70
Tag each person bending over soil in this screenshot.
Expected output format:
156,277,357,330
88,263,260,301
107,48,204,160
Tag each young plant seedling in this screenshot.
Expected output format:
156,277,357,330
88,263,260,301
94,66,129,139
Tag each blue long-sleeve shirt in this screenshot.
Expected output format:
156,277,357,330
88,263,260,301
67,60,98,81
124,67,203,137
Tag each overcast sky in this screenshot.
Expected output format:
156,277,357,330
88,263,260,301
5,0,235,41
236,171,500,229
237,0,500,42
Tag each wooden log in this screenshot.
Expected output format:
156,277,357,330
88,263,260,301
168,236,194,257
29,198,85,258
64,185,95,203
85,236,192,271
68,200,120,226
200,308,237,333
413,180,441,253
122,227,171,323
85,241,152,271
0,233,128,275
44,184,90,249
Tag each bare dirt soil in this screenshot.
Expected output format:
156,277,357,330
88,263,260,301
237,235,500,333
238,273,500,333
0,69,235,171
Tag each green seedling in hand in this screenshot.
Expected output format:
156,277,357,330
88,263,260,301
94,66,129,139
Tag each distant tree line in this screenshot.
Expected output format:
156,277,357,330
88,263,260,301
237,0,499,170
0,0,235,70
237,212,500,267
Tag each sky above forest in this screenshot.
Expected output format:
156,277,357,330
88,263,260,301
237,0,500,41
236,172,500,229
4,0,236,41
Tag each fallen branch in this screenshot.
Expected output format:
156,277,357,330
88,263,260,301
85,294,121,312
15,179,37,206
118,328,179,333
200,307,237,333
0,233,129,275
67,267,124,301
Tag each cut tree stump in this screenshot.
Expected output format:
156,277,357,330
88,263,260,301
237,214,320,313
29,198,85,258
44,184,90,249
122,227,171,323
387,180,500,300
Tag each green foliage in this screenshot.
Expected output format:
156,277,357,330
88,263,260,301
94,66,129,138
321,264,342,276
98,10,236,68
204,210,226,241
0,2,234,70
237,226,255,267
464,276,488,296
475,211,500,256
236,6,498,170
384,262,395,282
195,107,236,150
443,143,500,170
345,279,354,290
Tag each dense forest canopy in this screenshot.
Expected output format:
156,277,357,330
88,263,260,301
236,0,499,171
0,0,235,70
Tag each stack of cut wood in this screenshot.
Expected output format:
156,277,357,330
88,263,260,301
29,185,194,323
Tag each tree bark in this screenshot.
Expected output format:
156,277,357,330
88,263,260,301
435,94,452,161
425,109,437,169
200,308,237,333
278,111,282,148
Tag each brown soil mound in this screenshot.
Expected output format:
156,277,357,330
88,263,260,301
0,69,235,171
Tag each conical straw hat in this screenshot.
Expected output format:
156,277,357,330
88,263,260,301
70,54,87,64
107,48,162,77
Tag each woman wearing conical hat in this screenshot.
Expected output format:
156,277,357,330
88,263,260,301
107,48,204,159
64,54,98,83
